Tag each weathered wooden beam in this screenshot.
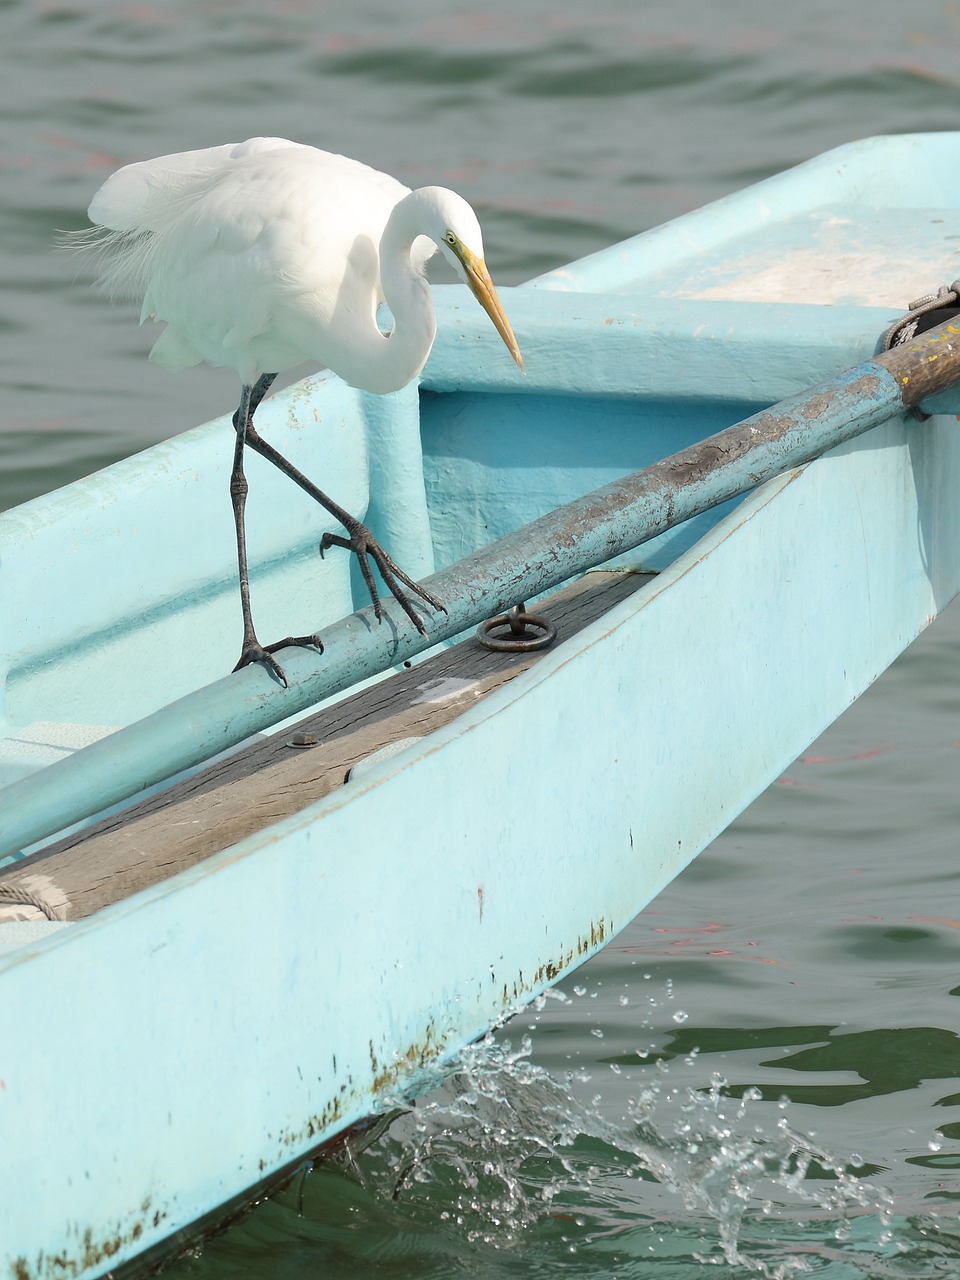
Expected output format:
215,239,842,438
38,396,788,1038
0,573,649,919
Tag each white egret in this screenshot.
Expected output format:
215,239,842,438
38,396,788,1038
79,136,524,684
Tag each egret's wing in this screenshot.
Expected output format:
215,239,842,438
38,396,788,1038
80,139,424,383
87,138,301,231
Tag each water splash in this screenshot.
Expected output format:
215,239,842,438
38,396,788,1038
324,1000,893,1277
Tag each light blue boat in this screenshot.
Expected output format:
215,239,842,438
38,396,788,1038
2,133,960,1279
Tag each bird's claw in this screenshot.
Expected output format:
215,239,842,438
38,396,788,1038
319,523,446,635
233,633,324,687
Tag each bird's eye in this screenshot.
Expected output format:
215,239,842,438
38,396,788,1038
444,232,457,247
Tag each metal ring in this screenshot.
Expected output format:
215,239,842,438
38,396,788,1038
476,605,557,652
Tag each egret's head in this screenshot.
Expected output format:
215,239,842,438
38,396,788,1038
419,187,524,374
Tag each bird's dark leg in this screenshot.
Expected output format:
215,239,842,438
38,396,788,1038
237,374,445,636
244,371,277,418
230,379,323,686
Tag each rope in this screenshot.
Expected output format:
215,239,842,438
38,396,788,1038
882,280,960,350
0,883,62,921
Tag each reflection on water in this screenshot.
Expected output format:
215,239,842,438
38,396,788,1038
650,1024,960,1111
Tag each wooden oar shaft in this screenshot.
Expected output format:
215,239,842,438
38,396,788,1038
1,318,958,861
877,316,960,405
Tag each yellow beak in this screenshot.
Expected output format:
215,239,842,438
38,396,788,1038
456,245,525,373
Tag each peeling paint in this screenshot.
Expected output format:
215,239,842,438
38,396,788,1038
369,1018,448,1096
495,918,613,1005
9,917,616,1280
12,1200,167,1280
276,1089,346,1151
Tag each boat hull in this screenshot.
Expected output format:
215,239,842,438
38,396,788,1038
5,404,960,1275
4,133,960,1276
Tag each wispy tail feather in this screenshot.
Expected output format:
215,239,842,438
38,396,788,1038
57,224,157,303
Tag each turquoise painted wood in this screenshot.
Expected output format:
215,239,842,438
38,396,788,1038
3,133,960,1279
1,339,955,863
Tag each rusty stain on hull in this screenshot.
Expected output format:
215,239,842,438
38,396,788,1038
12,1201,166,1280
8,917,613,1280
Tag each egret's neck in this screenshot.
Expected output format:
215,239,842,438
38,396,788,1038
356,193,437,395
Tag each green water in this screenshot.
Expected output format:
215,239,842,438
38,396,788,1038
4,1,960,1273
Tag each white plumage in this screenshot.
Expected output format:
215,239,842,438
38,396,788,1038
78,137,523,681
84,137,521,392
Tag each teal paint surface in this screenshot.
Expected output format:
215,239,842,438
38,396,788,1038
0,343,937,862
5,406,960,1278
3,134,960,1278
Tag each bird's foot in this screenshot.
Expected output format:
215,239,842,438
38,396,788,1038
233,633,324,687
320,522,446,636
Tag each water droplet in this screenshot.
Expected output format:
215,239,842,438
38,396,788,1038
672,1010,689,1024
